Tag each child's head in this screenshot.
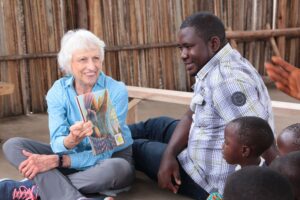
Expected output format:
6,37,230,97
222,116,274,165
223,166,294,200
277,123,300,155
270,151,300,199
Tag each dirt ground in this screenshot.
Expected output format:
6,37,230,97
0,87,299,200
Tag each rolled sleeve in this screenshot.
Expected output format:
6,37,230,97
212,79,268,121
51,136,68,152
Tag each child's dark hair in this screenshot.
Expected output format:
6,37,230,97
180,11,227,46
270,151,300,199
281,123,300,146
223,166,294,200
230,116,274,156
282,123,300,134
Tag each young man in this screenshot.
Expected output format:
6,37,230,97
222,116,274,170
130,11,276,200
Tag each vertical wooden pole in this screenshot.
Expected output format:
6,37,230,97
76,0,88,29
277,0,286,58
266,23,281,57
16,0,30,114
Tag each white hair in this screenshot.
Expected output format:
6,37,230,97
57,29,106,75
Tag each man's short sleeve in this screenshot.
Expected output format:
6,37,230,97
212,79,268,122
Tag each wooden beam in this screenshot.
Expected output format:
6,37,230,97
226,27,300,40
128,98,142,110
127,98,142,124
0,27,299,62
127,86,300,117
0,82,14,95
266,23,281,57
0,52,57,61
228,27,238,49
271,101,300,117
127,86,192,105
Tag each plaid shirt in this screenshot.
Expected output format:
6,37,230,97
178,44,273,194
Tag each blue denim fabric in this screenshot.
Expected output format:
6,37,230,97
129,116,209,200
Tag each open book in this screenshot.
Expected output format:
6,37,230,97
75,89,125,155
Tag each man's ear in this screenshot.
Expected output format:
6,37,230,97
241,145,251,157
209,36,221,53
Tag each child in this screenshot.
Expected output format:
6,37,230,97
277,123,300,155
223,166,294,200
270,151,300,200
222,116,274,169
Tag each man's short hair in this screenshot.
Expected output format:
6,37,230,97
230,116,274,156
180,11,227,45
223,166,294,200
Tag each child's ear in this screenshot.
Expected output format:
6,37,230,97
241,145,251,157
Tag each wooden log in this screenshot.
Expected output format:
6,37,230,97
0,53,57,61
0,26,299,62
76,0,88,29
226,27,300,41
127,98,142,124
16,0,30,114
248,0,257,63
289,0,299,65
127,86,193,105
277,0,287,58
266,23,281,57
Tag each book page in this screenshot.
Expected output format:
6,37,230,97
75,89,125,155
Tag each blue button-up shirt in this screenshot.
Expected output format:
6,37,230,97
46,72,133,170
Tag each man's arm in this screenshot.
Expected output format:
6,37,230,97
157,109,193,193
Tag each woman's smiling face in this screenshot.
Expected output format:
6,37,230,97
71,48,102,91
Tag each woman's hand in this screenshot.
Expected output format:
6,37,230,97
64,121,94,149
19,150,59,179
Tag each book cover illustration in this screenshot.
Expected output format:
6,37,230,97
76,89,125,155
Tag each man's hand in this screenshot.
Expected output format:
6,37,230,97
157,154,181,194
19,150,58,179
265,56,300,100
64,121,93,149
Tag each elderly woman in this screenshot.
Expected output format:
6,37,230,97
2,29,134,200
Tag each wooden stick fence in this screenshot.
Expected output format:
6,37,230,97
0,27,299,61
0,0,299,118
